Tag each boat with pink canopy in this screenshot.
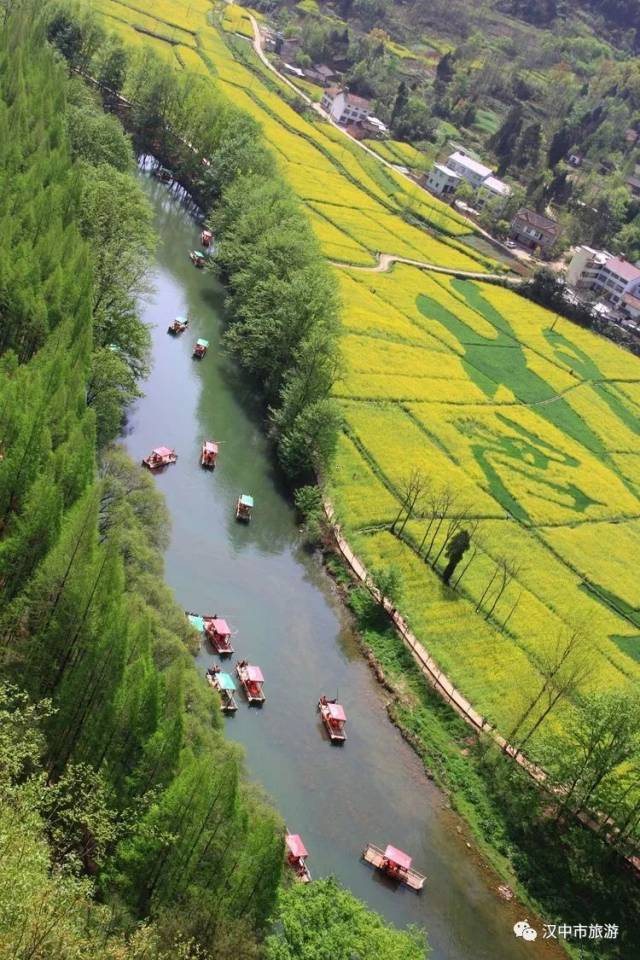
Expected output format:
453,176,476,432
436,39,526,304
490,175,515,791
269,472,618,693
203,616,234,655
236,661,265,704
285,833,311,883
142,446,177,470
318,696,347,742
361,842,426,891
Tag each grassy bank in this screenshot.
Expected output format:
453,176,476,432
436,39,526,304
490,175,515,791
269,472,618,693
321,547,639,959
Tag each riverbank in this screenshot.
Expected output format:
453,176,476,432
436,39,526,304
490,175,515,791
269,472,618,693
319,538,639,959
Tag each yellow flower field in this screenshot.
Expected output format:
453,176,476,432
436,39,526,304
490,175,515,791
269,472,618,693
328,262,640,748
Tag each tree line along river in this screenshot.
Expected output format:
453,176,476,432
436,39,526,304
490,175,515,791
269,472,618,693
125,170,566,960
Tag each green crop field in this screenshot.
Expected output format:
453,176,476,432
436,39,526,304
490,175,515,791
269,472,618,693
93,0,640,756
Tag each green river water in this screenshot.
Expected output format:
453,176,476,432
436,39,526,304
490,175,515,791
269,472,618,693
124,170,566,960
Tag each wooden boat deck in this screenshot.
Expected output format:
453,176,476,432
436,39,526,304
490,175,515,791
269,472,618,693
362,843,425,891
210,637,233,655
206,674,238,712
236,667,265,704
221,690,238,712
319,704,347,741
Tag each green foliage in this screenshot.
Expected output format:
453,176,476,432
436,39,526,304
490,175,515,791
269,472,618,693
66,79,133,171
294,484,324,542
370,563,403,609
265,877,429,959
0,7,283,958
212,171,341,479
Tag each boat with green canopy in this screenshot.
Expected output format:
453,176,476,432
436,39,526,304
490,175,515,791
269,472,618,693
189,250,206,268
206,666,238,712
193,338,209,359
236,493,254,522
187,613,205,633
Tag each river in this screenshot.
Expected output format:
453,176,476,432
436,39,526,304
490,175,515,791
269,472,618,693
125,170,565,960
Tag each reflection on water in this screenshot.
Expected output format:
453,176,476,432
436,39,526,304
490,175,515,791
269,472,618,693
125,171,566,960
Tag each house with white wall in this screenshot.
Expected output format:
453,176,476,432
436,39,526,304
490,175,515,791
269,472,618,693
567,246,640,318
424,149,510,207
320,87,371,125
424,163,461,197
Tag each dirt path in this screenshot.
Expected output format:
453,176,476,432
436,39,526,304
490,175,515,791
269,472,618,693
329,250,524,282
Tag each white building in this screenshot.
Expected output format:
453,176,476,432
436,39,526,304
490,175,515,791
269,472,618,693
424,163,461,197
567,246,640,318
478,175,511,205
446,151,493,188
320,87,371,125
424,150,510,207
364,116,388,136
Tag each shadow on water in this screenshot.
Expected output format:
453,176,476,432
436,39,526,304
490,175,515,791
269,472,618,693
125,169,568,960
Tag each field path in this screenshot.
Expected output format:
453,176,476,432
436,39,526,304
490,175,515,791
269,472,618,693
328,250,523,282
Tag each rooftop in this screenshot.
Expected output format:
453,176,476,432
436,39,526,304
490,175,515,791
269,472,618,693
433,163,462,178
448,151,493,179
514,207,559,234
603,257,640,282
314,64,335,78
346,91,371,110
482,175,511,197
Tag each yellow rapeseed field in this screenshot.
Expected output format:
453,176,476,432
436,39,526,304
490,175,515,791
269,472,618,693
328,265,640,743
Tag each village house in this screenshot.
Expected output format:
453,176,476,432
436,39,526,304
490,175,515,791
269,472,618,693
477,175,511,207
424,163,461,197
304,63,338,85
424,150,510,208
320,87,371,125
362,115,388,137
567,246,640,318
446,151,493,188
509,208,560,256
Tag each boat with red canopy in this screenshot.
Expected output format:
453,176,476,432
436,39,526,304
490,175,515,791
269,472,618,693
285,833,311,883
361,843,426,891
193,338,209,359
201,440,218,468
204,616,234,655
167,316,189,335
236,662,265,704
318,696,347,742
142,446,177,470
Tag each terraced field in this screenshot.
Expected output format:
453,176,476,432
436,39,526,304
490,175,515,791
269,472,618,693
94,0,640,753
98,0,491,269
